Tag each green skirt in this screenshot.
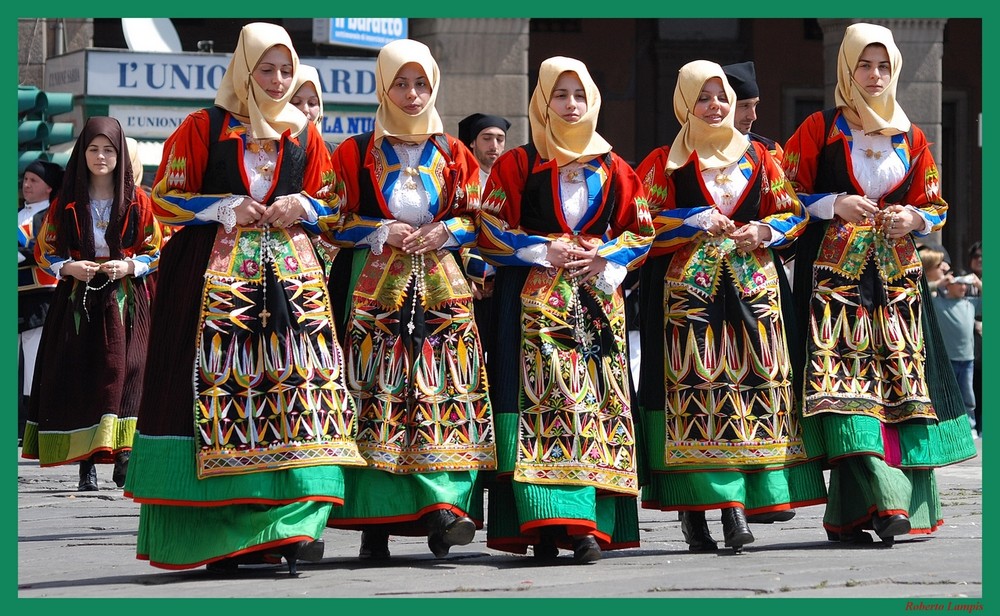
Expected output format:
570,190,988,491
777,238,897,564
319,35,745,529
484,412,640,554
127,432,347,569
814,412,973,534
326,466,482,536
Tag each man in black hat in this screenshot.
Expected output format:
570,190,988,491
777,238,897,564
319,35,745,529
458,113,511,187
722,61,784,160
18,159,65,442
456,113,512,362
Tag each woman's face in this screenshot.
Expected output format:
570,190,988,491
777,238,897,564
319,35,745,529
252,45,294,100
85,135,118,178
692,77,730,126
548,72,587,122
853,44,891,97
386,63,431,116
291,82,322,124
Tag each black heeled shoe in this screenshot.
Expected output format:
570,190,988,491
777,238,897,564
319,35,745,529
872,513,910,546
721,507,755,553
680,511,718,552
112,450,130,488
78,459,98,492
277,540,312,576
424,509,476,559
571,535,601,564
359,529,391,560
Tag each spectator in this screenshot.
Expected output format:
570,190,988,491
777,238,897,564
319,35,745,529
932,270,982,438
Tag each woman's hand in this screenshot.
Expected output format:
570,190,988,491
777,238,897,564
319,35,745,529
259,195,306,228
729,223,772,253
234,197,266,226
566,238,607,281
63,260,101,282
706,211,736,237
881,204,921,240
833,194,879,224
384,221,416,249
545,239,577,268
402,222,449,255
99,259,134,280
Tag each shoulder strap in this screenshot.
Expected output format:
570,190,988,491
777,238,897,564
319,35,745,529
207,106,225,145
432,133,451,159
351,130,374,167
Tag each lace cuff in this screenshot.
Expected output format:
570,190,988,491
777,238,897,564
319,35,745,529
749,221,783,247
905,205,933,235
50,258,71,280
686,209,714,230
203,195,243,232
293,192,318,223
126,257,150,278
595,260,627,295
516,242,551,267
363,222,391,256
440,222,459,249
806,194,838,220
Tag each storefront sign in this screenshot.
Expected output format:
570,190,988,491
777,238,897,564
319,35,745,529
312,18,407,50
45,50,377,104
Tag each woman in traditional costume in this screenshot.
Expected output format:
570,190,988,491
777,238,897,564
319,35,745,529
22,116,161,492
782,22,976,545
124,22,364,574
635,60,826,553
477,56,653,564
324,38,495,561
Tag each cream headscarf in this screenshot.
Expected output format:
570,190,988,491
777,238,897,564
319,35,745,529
214,22,307,140
666,60,748,172
835,22,910,136
293,64,324,127
373,39,444,143
125,137,143,186
528,56,611,167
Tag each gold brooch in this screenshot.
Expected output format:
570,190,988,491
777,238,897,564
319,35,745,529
863,148,883,160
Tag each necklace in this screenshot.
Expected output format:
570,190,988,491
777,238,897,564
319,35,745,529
399,145,422,191
246,138,275,154
93,199,113,230
561,165,585,183
712,172,735,204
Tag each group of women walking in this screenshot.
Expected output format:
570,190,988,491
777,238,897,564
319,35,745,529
20,21,976,575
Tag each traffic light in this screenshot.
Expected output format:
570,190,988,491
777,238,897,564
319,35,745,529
18,85,75,175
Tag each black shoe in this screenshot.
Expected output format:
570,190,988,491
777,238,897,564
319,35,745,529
680,511,718,552
872,513,910,544
205,558,240,574
532,538,559,561
78,459,98,491
826,528,875,544
745,510,796,524
112,450,130,488
277,540,313,576
721,507,755,552
571,535,601,564
359,530,391,560
424,509,476,559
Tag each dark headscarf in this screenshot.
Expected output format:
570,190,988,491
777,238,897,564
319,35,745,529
55,116,136,260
